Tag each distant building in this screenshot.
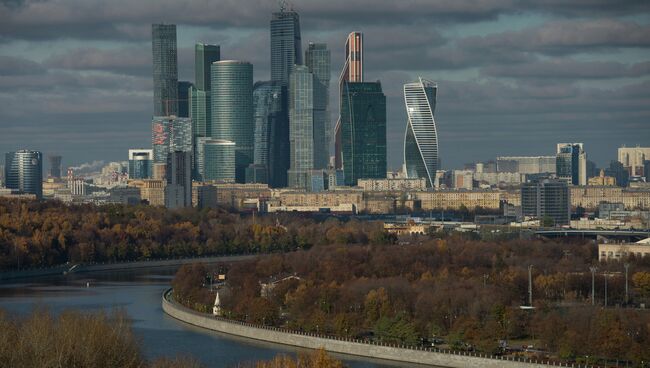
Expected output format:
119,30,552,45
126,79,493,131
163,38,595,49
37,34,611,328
211,60,253,183
604,160,629,187
245,164,267,184
556,143,587,185
599,238,650,261
618,146,650,177
270,8,302,87
128,149,153,179
305,42,331,170
152,116,192,163
588,169,616,186
47,155,62,179
357,178,427,191
165,151,192,208
327,168,345,189
598,202,625,219
197,138,235,182
521,179,570,226
288,65,315,190
128,179,165,206
253,81,286,186
340,81,386,186
335,32,363,170
496,156,556,174
5,150,42,199
452,170,474,190
108,187,141,205
192,183,217,209
403,78,439,188
177,81,192,118
152,24,178,116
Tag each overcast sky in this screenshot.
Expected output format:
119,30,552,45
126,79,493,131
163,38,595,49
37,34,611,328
0,0,649,171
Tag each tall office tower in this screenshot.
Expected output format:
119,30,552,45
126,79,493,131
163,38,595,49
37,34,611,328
190,44,220,179
128,149,153,179
340,81,386,186
152,24,178,116
196,138,236,182
165,151,192,208
305,42,331,170
194,44,220,91
47,155,62,178
252,81,285,185
152,116,192,163
335,32,363,170
521,179,570,226
270,8,302,86
4,150,43,199
177,81,193,118
211,60,253,183
287,65,315,189
403,78,439,188
618,146,650,177
556,143,586,185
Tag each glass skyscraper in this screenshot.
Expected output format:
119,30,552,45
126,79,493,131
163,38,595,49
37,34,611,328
335,32,363,170
305,42,331,170
197,138,236,182
47,155,62,178
403,78,439,188
253,81,285,185
340,81,387,186
287,65,314,189
556,143,587,185
521,179,570,226
128,149,153,179
270,9,302,86
177,81,192,118
152,116,192,163
152,24,178,116
194,44,220,91
5,150,43,199
211,60,253,183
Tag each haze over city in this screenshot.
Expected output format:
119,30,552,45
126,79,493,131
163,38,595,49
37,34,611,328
1,0,648,169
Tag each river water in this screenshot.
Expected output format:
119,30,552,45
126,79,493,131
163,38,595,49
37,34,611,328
0,267,431,368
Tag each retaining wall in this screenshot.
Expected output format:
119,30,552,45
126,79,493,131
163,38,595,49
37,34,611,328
162,289,582,368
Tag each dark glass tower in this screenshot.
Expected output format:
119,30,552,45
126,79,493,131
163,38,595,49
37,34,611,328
211,60,253,183
194,44,220,91
340,81,386,186
5,150,43,199
47,155,62,178
165,151,192,208
305,42,331,170
521,179,570,226
177,81,193,118
270,9,302,86
253,81,286,186
287,65,314,189
152,24,178,116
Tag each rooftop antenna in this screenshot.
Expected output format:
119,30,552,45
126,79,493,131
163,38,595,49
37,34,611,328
279,0,287,12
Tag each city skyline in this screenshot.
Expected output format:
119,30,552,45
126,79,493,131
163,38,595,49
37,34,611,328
0,1,649,169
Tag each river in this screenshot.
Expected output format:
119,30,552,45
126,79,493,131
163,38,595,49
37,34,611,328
0,266,432,368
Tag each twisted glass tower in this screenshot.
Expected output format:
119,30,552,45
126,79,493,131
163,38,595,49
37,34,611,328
403,78,439,187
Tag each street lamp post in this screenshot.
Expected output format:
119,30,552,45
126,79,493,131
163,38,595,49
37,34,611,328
624,263,630,305
589,266,598,306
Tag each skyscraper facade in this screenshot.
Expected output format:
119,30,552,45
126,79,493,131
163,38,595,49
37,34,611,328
340,81,387,186
152,24,178,116
521,179,570,226
196,138,236,182
403,78,439,188
128,149,153,179
287,65,314,189
556,143,586,185
190,43,220,179
270,9,302,86
165,151,192,208
47,155,62,179
177,81,192,118
253,81,284,184
194,44,220,91
335,32,363,170
305,42,331,170
152,116,192,163
5,150,43,199
211,60,254,183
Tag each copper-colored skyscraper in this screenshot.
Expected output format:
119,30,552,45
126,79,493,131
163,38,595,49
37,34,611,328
334,32,363,169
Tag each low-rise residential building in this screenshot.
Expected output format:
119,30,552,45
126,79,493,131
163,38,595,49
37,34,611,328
570,186,650,210
128,179,165,206
357,178,427,191
413,190,502,210
599,238,650,261
384,221,428,235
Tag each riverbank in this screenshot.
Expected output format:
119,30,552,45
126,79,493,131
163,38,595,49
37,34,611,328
162,289,582,368
0,255,256,282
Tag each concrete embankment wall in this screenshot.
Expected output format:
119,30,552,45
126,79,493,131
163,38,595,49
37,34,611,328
162,290,565,368
0,255,255,282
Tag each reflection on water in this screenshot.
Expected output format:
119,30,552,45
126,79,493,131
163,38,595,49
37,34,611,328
0,267,434,368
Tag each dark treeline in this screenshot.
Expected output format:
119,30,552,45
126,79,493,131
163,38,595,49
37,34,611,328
0,198,390,270
175,240,650,366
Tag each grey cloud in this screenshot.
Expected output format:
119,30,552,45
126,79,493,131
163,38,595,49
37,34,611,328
0,55,46,75
461,20,650,55
482,60,650,79
45,47,151,76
